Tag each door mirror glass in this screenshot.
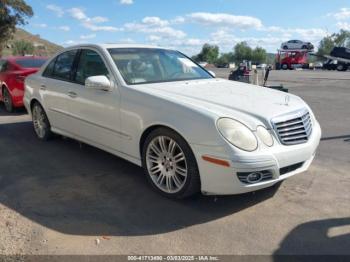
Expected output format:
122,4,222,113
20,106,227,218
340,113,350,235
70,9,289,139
85,75,111,91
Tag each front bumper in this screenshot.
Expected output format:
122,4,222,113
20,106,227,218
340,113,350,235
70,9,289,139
191,120,321,195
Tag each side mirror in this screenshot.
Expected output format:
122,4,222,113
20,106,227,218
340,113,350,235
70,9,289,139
208,70,216,78
85,75,111,91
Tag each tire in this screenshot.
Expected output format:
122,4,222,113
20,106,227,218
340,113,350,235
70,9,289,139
2,87,14,113
282,64,288,70
337,64,347,71
283,45,288,50
31,102,53,141
142,127,200,199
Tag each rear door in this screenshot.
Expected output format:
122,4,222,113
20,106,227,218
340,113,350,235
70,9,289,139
64,48,122,150
40,49,79,132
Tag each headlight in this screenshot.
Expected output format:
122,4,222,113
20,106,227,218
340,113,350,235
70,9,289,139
217,118,258,152
256,126,274,147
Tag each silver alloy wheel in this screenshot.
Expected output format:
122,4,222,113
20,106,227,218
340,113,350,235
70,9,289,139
32,105,47,139
146,136,188,194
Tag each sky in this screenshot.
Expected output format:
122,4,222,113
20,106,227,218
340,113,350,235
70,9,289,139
22,0,350,55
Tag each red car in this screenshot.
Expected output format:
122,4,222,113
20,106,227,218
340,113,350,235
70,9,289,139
0,56,47,112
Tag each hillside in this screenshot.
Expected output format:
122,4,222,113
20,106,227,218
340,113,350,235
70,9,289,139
1,28,63,57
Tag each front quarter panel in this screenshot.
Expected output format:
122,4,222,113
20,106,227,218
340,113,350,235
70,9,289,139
119,85,227,161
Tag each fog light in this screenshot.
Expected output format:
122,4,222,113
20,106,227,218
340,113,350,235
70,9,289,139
246,172,263,184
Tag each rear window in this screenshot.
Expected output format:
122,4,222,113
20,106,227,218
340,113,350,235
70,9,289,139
15,59,47,68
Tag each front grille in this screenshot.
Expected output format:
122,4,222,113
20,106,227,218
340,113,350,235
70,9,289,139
237,170,273,184
273,110,312,145
280,162,304,175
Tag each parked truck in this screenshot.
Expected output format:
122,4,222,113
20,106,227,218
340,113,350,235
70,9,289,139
275,49,309,70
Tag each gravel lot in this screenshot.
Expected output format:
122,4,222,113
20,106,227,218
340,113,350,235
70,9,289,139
0,70,349,256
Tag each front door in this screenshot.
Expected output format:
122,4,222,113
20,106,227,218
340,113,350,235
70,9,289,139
66,48,123,151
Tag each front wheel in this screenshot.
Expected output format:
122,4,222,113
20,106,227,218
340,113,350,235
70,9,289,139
32,102,53,141
142,128,200,199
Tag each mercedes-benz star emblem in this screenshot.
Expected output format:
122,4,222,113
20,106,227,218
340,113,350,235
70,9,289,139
285,95,290,106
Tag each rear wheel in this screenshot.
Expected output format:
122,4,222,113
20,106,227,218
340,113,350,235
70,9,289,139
337,64,347,71
282,64,289,70
142,128,200,199
2,87,14,113
32,102,53,141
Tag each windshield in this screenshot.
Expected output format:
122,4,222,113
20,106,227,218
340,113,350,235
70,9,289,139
108,48,212,85
15,58,47,68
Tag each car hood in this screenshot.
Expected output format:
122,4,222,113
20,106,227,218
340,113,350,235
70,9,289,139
135,78,308,129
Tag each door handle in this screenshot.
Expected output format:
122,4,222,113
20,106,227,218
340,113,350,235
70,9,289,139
67,91,77,98
40,84,46,90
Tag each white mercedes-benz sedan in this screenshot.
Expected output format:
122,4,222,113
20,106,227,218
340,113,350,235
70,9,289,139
24,44,321,199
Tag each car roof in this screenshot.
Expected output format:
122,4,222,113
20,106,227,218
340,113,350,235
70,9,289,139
66,43,173,51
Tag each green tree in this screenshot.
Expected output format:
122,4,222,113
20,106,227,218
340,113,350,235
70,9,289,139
12,40,34,55
233,42,252,63
191,55,199,62
317,36,336,56
333,29,350,47
196,43,219,64
216,52,234,65
317,29,350,56
0,0,33,52
251,47,267,64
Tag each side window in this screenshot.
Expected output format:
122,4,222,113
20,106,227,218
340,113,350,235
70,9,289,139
42,58,56,77
52,50,78,81
74,49,109,85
